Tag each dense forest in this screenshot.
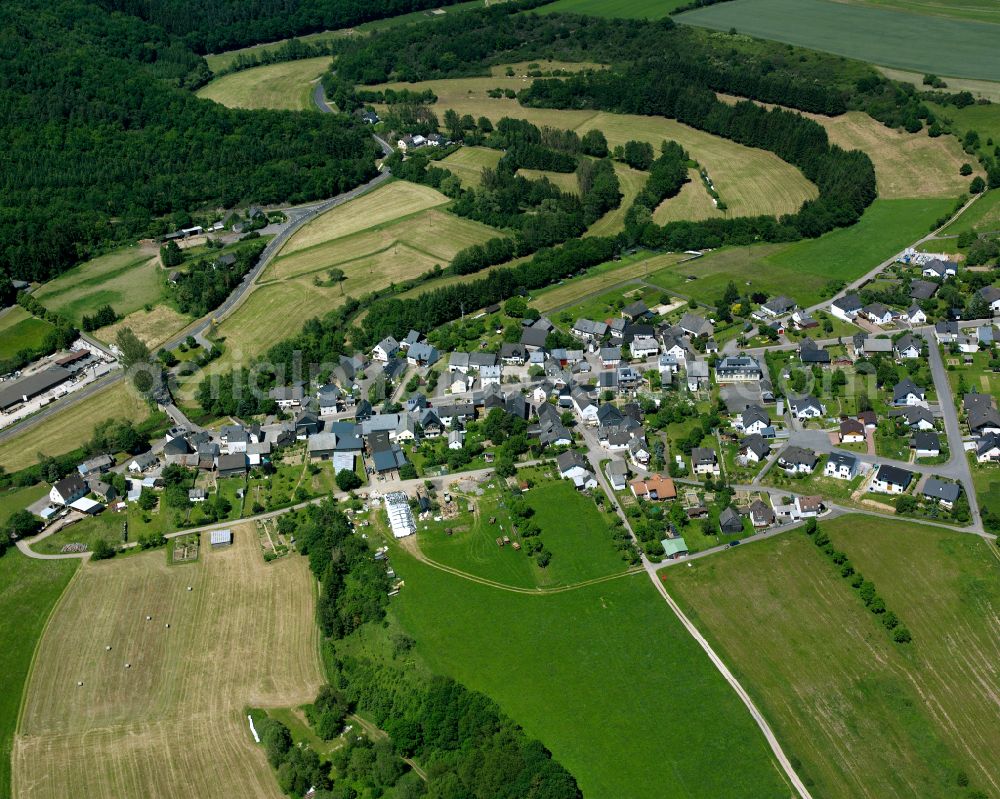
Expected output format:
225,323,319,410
100,0,474,55
0,0,378,285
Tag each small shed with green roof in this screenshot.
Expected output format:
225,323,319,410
661,537,689,560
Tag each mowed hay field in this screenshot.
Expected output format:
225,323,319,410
541,0,685,16
33,247,162,325
13,527,323,799
368,77,818,219
93,304,191,349
438,146,502,187
717,95,974,199
584,162,647,237
653,168,723,224
678,0,1000,82
0,382,150,472
846,0,1000,25
207,181,499,367
665,516,1000,799
516,168,579,194
196,56,331,111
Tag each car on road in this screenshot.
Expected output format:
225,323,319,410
728,540,741,548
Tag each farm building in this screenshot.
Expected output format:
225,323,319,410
661,537,689,559
0,366,72,411
210,529,233,547
385,492,416,538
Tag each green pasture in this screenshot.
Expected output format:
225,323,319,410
0,309,55,360
678,0,1000,82
666,516,1000,799
646,198,955,306
0,552,78,799
391,556,790,799
33,248,162,325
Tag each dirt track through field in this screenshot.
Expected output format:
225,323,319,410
13,526,323,799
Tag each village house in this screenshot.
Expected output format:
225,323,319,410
49,473,87,506
922,258,958,279
979,285,1000,315
556,451,597,490
892,378,926,407
372,336,399,363
748,499,776,528
678,312,714,339
686,360,710,391
630,335,659,359
830,294,863,322
862,303,895,327
406,342,439,368
839,418,866,444
901,305,927,326
606,460,629,491
778,445,818,474
921,478,961,510
691,447,720,476
760,295,796,318
789,396,825,420
739,434,770,464
894,333,921,360
975,432,1000,463
629,474,676,501
869,464,913,494
734,405,771,436
572,318,608,343
824,452,857,480
715,354,763,382
890,405,936,431
718,506,744,534
911,430,941,459
268,385,304,409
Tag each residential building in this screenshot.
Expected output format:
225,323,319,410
678,312,713,338
894,333,921,360
406,342,439,367
691,447,720,475
556,451,597,490
922,478,961,509
217,452,248,478
719,507,744,534
50,474,87,506
901,306,927,326
979,285,1000,315
975,433,1000,463
715,354,763,382
824,452,857,480
892,378,926,407
789,396,825,419
629,474,677,501
606,460,629,491
911,430,941,458
748,499,775,528
268,385,304,409
600,346,622,368
735,405,771,435
760,295,796,318
739,434,770,464
830,294,863,321
630,335,659,359
922,258,958,279
778,445,818,474
890,405,936,430
372,337,399,363
862,303,894,326
572,318,608,343
839,418,865,443
869,464,913,494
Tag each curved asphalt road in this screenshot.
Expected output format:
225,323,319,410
0,87,392,446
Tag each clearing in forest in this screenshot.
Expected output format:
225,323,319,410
196,56,332,111
664,515,1000,799
13,528,323,799
652,168,723,224
438,146,502,188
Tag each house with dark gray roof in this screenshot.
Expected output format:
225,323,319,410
922,478,961,508
778,445,818,474
870,464,913,494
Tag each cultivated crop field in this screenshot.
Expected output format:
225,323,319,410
665,516,1000,799
391,556,791,799
646,197,955,305
848,0,1000,25
368,77,818,219
13,527,323,799
0,308,55,360
0,382,150,473
438,146,502,187
33,248,162,325
679,0,1000,82
206,181,499,368
196,56,331,111
653,168,723,224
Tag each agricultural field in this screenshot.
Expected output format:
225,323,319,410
32,247,162,326
666,516,1000,799
437,145,502,187
678,0,1000,83
646,197,956,306
417,479,629,589
0,382,151,473
367,77,818,219
0,552,78,799
0,308,55,360
390,556,791,799
530,250,686,313
943,189,1000,234
879,67,1000,103
847,0,1000,25
653,168,723,224
584,161,648,237
206,181,499,369
13,527,324,799
516,168,579,194
196,56,331,111
93,304,192,349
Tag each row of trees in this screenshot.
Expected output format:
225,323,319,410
171,240,267,317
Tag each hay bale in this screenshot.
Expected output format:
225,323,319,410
105,645,112,651
146,615,152,621
125,663,131,669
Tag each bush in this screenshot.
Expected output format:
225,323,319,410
892,626,912,644
91,539,116,560
335,469,363,492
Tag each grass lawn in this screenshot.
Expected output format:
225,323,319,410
419,479,629,589
0,484,48,526
551,283,664,329
927,101,1000,164
969,459,1000,520
942,348,1000,399
679,0,1000,83
646,198,956,306
390,553,790,799
33,512,126,555
196,57,331,111
0,552,78,799
665,515,1000,799
0,382,152,473
33,247,163,325
0,308,55,360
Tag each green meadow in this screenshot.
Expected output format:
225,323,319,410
0,309,55,360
